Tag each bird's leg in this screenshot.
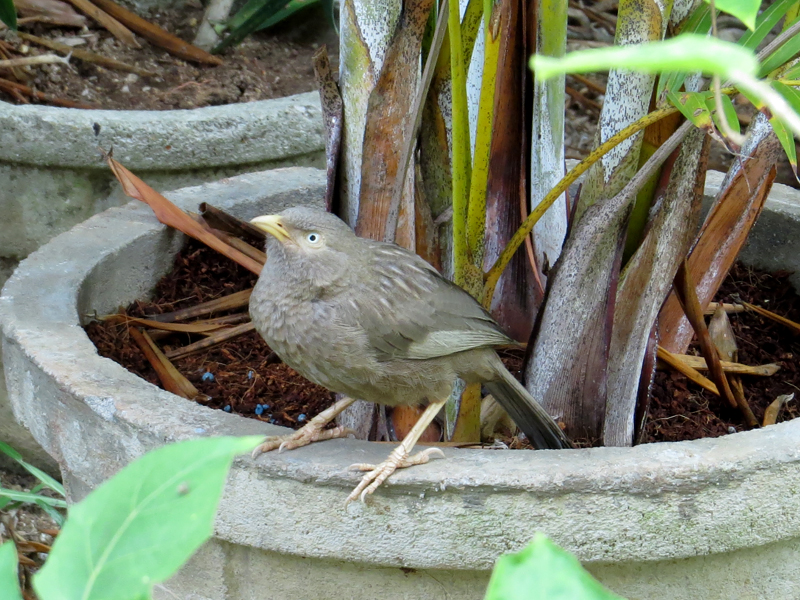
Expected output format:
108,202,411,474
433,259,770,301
346,398,447,504
252,395,357,458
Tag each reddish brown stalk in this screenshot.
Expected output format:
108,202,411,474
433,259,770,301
355,0,434,246
483,0,538,342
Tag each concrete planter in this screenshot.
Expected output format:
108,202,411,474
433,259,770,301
0,95,324,470
2,167,800,600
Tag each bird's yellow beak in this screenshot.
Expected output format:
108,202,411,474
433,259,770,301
250,215,291,242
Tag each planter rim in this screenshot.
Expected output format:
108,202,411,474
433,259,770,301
3,167,800,570
0,92,322,170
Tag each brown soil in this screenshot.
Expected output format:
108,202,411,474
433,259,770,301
0,3,338,110
86,239,336,428
644,262,800,443
85,235,800,446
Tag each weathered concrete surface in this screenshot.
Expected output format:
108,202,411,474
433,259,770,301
2,167,800,599
0,94,324,471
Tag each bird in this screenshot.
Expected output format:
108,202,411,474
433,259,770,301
248,206,570,503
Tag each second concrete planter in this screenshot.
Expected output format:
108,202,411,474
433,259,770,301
2,167,800,600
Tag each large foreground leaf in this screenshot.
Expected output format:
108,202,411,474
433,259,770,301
484,533,625,600
0,542,22,600
34,436,261,600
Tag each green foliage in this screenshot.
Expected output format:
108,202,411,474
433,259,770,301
212,0,336,53
531,33,800,152
531,35,758,82
33,436,261,600
484,534,625,600
706,0,760,30
0,0,15,30
0,441,66,526
738,0,798,50
0,541,23,600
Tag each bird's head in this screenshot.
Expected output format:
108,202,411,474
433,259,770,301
250,206,357,288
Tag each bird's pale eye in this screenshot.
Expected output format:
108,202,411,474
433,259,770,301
306,232,322,245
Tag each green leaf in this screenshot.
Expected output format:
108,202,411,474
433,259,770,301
531,35,758,82
706,93,741,135
0,487,68,508
705,0,760,30
782,61,800,79
0,0,16,30
0,542,22,600
758,15,800,76
0,441,65,497
667,90,714,129
484,533,626,600
255,0,322,32
657,4,711,99
737,0,798,50
212,0,290,52
769,81,800,180
33,436,262,600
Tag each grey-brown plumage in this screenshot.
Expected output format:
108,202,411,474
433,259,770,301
248,206,569,451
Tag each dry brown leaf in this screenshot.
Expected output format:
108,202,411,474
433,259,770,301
656,346,719,395
763,393,794,426
14,0,87,27
90,0,223,65
658,116,782,353
146,289,252,323
99,315,233,333
63,0,140,48
128,327,205,401
743,301,800,335
17,31,155,77
106,156,262,275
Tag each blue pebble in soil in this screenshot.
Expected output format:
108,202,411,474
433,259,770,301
247,370,254,380
297,414,307,423
255,405,264,416
201,372,215,382
223,405,231,412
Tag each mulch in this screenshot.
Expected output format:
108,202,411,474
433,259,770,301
85,239,800,446
0,3,338,110
644,262,800,443
86,239,335,429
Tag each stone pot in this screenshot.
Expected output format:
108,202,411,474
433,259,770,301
2,167,800,600
0,95,324,471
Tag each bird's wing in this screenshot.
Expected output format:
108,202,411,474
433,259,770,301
344,241,514,361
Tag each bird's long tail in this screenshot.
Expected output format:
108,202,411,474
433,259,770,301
484,360,571,450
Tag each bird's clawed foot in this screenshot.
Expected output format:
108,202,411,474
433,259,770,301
346,446,445,504
252,421,355,459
